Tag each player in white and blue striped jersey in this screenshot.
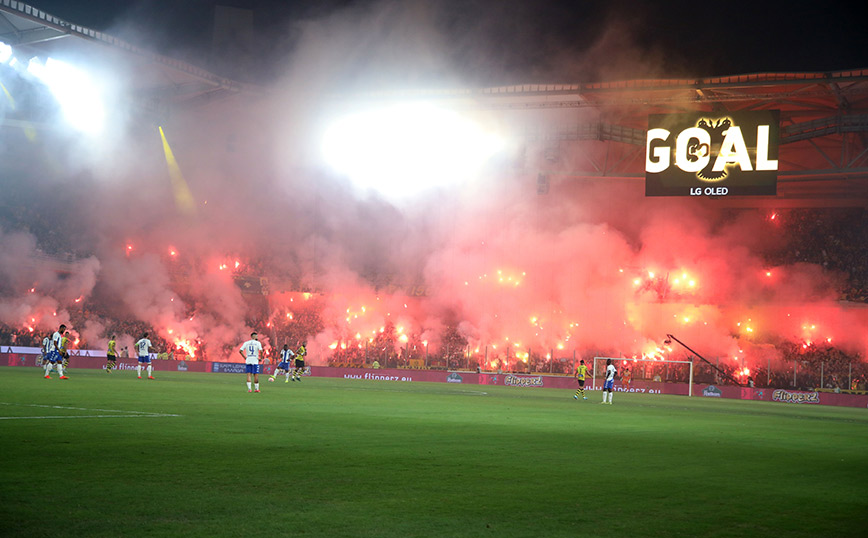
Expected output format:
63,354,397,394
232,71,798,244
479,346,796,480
270,344,294,383
44,324,68,379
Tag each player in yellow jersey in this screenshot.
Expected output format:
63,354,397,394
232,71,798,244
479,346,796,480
106,335,118,373
291,343,307,381
574,359,589,400
59,330,71,376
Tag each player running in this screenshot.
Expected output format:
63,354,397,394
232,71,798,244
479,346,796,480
239,332,263,393
106,335,118,373
135,332,157,379
574,359,589,400
601,358,616,405
270,344,294,383
291,342,307,381
44,324,68,379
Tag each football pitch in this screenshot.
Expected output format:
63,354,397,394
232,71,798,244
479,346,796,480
1,367,866,537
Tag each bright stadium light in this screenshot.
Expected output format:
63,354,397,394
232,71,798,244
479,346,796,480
26,57,105,134
321,102,504,199
0,41,12,64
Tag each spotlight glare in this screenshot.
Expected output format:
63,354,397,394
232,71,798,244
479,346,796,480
321,102,504,198
27,57,105,134
0,41,11,64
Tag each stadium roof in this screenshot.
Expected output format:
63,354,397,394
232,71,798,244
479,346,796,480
0,0,262,113
2,0,867,207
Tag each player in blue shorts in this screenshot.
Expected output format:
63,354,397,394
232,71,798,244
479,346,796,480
135,332,157,379
270,344,294,383
41,334,51,369
601,358,616,404
44,324,69,379
239,332,263,393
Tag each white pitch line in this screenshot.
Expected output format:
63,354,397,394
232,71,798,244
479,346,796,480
2,402,156,414
0,402,182,420
0,414,182,420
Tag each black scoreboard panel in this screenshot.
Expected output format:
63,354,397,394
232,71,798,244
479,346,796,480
645,110,780,197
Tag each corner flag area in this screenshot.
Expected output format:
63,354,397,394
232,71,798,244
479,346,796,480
1,367,866,537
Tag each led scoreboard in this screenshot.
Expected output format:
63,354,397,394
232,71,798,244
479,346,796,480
645,110,780,197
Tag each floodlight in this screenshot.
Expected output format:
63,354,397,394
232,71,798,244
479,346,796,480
26,57,44,76
27,56,105,134
321,102,504,199
0,41,11,64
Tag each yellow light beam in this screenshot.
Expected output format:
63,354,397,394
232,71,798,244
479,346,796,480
159,126,196,216
0,81,15,108
1,81,37,141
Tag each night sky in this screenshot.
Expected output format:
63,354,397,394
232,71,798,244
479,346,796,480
23,0,868,85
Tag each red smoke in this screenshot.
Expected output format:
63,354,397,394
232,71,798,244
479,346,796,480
1,3,865,375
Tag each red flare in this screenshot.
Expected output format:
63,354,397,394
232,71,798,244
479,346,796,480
173,338,197,358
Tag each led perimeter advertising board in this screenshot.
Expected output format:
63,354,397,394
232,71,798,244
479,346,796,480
645,110,780,197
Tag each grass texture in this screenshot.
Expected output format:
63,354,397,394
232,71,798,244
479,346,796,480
1,367,866,537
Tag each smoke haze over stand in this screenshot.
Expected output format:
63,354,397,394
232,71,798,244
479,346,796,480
0,0,866,373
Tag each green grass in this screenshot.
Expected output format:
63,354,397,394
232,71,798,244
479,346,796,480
1,367,866,537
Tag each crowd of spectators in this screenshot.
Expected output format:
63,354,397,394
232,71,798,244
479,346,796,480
765,208,868,303
776,340,867,391
0,325,42,348
4,207,868,377
0,190,93,260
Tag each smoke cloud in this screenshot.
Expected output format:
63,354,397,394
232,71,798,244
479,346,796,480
1,0,865,374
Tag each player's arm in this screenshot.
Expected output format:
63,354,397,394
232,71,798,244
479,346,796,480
238,346,245,360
